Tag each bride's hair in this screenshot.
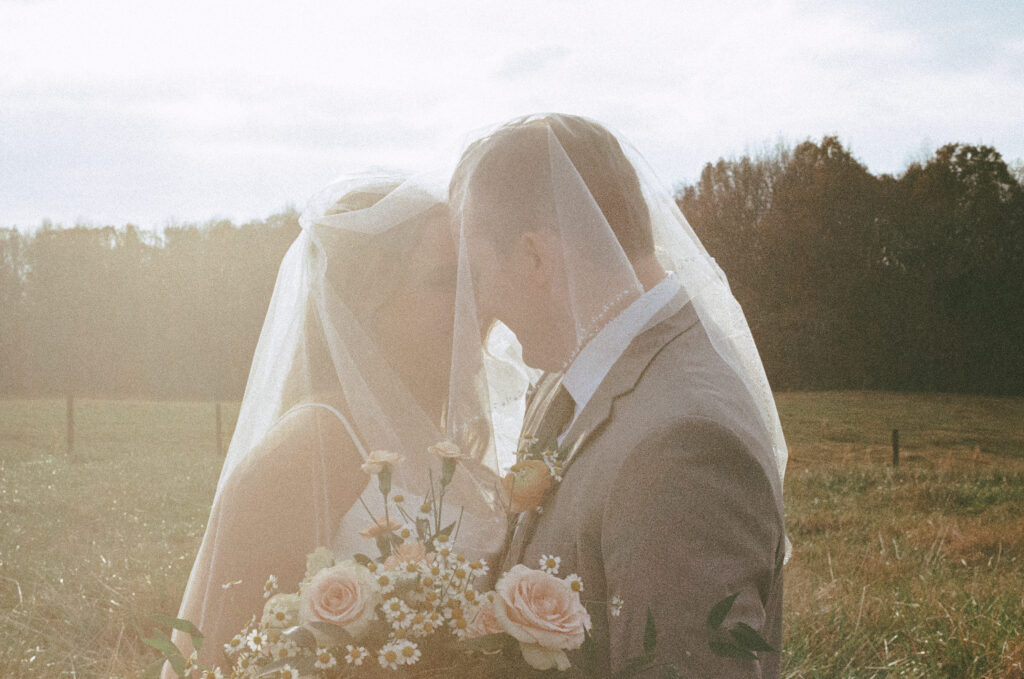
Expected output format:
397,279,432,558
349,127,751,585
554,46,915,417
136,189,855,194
320,183,447,327
451,113,654,265
281,182,449,410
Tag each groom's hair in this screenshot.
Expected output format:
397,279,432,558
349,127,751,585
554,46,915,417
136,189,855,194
451,113,654,264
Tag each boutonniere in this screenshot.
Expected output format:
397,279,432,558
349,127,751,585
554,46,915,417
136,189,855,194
501,434,586,517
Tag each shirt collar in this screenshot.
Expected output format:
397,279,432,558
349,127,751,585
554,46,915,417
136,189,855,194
561,273,682,426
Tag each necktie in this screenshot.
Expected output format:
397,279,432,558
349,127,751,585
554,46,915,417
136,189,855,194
522,378,576,455
498,379,576,573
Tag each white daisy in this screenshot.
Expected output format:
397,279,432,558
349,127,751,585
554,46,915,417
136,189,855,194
564,573,584,593
224,634,245,655
460,587,479,605
383,597,413,628
395,639,422,665
269,639,300,660
344,644,369,666
609,594,624,617
263,574,278,599
449,611,471,639
539,554,561,575
376,572,396,594
246,628,268,652
314,647,337,670
278,665,300,679
378,641,402,670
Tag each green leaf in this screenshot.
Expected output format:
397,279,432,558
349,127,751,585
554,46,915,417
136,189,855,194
141,634,186,676
643,608,658,655
378,467,391,496
148,614,204,653
416,518,431,543
709,640,756,660
441,458,457,487
439,521,457,539
581,628,598,666
141,658,164,679
149,614,202,637
729,622,775,653
706,592,740,630
352,553,373,567
458,632,512,653
306,621,354,646
141,628,178,657
280,625,318,650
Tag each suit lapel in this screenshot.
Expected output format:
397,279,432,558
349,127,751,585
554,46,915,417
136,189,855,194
559,292,696,467
502,295,699,570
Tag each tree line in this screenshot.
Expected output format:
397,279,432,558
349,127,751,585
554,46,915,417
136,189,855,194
0,213,299,399
679,138,1023,396
1,138,1021,399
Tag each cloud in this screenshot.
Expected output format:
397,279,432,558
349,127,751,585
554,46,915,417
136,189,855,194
2,0,1023,229
493,46,571,80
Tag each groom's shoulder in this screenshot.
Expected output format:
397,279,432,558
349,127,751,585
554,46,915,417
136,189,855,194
631,308,758,424
605,308,779,486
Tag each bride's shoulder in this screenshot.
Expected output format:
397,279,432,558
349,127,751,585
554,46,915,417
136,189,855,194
271,400,355,444
231,399,360,482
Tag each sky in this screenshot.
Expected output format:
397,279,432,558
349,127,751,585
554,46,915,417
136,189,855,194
2,0,1022,231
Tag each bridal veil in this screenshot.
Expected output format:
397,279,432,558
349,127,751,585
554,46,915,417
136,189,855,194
171,173,509,668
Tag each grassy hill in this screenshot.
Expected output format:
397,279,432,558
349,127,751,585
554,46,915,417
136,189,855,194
1,393,1022,677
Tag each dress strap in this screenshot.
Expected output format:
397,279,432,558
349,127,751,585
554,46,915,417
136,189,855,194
279,402,369,460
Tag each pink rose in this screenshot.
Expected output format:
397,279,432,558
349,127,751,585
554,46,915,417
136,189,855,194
493,565,591,670
382,541,430,571
465,595,505,640
300,560,381,638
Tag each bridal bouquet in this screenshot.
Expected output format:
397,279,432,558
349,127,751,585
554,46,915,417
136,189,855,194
148,441,592,678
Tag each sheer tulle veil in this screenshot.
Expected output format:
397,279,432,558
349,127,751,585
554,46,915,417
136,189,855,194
169,172,509,669
169,114,789,672
447,112,788,534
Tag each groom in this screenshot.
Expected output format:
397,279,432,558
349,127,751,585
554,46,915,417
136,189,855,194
451,114,785,678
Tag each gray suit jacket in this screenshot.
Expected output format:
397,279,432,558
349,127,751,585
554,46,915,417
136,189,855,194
506,298,785,678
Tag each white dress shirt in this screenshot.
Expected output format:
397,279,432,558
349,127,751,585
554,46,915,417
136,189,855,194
559,273,683,443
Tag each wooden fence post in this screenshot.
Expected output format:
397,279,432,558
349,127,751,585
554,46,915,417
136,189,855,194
892,428,900,467
66,394,74,457
215,403,223,457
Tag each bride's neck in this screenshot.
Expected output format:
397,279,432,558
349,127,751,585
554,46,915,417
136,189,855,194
408,378,447,429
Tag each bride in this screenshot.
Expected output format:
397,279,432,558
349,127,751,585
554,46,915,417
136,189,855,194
167,174,512,670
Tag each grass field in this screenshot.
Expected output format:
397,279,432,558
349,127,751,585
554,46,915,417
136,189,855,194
1,393,1023,678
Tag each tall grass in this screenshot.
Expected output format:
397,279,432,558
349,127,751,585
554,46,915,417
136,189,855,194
1,393,1022,677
